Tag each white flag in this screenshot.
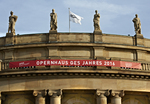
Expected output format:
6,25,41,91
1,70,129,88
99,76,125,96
69,11,83,25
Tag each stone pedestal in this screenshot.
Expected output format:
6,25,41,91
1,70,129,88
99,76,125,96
135,33,143,38
6,33,15,37
134,34,144,46
49,30,57,34
48,30,58,42
33,90,46,104
96,90,110,104
94,30,102,43
111,90,124,104
5,32,17,45
48,89,62,104
94,30,102,35
5,36,15,45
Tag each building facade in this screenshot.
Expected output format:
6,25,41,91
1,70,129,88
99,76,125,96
0,31,149,104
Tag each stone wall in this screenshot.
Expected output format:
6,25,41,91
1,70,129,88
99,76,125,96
0,32,148,46
0,32,149,62
0,76,150,92
0,32,150,104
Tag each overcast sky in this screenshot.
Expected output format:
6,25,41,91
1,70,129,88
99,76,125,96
0,0,150,39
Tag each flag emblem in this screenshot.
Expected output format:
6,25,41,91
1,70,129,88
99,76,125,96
69,11,83,25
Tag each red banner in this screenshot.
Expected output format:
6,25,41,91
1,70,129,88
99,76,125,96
9,60,36,68
9,59,141,69
120,61,141,69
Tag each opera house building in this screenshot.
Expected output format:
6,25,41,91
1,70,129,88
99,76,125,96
0,10,149,104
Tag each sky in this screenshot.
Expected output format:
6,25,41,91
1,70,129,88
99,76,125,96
0,0,150,39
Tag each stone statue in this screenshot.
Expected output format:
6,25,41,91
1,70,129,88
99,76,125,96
8,11,18,34
50,9,57,30
132,14,141,34
93,10,100,31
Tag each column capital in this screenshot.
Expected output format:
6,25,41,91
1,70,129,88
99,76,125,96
96,89,110,97
33,90,46,97
48,89,62,97
111,90,124,97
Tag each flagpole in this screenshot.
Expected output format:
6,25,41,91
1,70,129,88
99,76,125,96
68,8,70,32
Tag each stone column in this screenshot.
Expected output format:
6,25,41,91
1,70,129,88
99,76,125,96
0,92,5,104
33,90,46,104
96,90,110,104
111,90,124,104
48,89,62,104
0,60,2,71
0,92,2,104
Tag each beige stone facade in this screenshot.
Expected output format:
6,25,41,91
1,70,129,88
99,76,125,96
0,32,150,104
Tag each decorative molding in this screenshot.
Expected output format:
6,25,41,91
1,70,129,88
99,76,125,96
96,89,110,97
33,90,46,97
111,90,124,97
48,89,62,98
0,71,150,81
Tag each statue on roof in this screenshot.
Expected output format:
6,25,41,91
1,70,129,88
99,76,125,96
132,14,141,34
50,9,57,30
93,10,100,31
93,10,102,34
8,11,18,34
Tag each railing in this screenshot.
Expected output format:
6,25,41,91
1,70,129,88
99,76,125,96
141,63,150,71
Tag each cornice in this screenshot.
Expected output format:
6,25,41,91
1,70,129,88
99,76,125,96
0,69,150,81
0,43,150,53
